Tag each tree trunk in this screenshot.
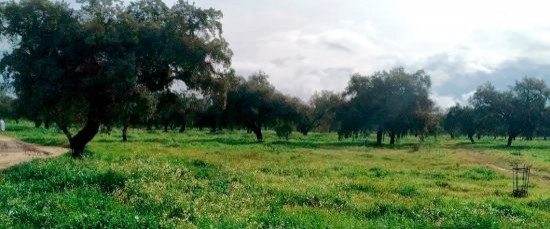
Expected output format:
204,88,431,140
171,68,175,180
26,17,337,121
507,135,513,147
44,120,50,129
69,120,100,158
251,127,263,142
122,125,128,142
389,132,396,145
450,133,454,139
376,128,383,146
179,123,186,133
164,124,168,132
507,131,520,147
468,133,475,144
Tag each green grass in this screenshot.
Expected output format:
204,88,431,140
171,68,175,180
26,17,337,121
1,121,549,228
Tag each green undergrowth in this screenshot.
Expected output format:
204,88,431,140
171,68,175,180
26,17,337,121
0,121,549,228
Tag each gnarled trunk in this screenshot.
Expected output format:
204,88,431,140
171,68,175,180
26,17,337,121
65,120,100,158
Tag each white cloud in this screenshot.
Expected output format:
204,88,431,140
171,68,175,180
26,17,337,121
11,0,550,108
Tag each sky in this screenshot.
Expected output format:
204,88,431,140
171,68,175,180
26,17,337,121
4,0,550,108
183,0,550,108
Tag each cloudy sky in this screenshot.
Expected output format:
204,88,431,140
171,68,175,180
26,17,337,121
5,0,550,108
181,0,550,108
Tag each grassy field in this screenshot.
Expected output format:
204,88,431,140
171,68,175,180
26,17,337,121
0,121,549,228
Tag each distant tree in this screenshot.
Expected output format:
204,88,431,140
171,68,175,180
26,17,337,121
274,119,293,141
458,106,479,144
511,78,548,140
442,104,462,139
538,107,550,140
225,72,296,141
339,67,434,145
0,0,231,157
0,94,16,121
443,103,483,143
471,79,548,146
115,85,157,142
295,91,343,135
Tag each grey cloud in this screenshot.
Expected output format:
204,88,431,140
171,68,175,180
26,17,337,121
322,41,353,53
270,55,306,67
430,57,550,100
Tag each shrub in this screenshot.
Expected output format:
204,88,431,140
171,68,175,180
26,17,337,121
274,119,293,141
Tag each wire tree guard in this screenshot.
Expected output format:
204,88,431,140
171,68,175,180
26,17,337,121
512,164,531,198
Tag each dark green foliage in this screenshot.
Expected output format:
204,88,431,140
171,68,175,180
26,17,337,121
0,0,232,156
0,121,549,227
336,67,434,144
274,119,293,140
225,72,299,141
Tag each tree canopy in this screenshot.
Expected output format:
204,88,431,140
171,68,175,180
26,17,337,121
0,0,232,157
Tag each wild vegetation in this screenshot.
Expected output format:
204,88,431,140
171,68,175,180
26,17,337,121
1,0,549,157
0,0,549,227
0,121,549,228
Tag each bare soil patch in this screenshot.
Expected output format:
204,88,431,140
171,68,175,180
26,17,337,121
0,135,67,170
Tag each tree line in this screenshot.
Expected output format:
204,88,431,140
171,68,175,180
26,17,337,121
442,78,550,146
0,0,549,157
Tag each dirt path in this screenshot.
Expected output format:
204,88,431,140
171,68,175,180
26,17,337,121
0,135,68,171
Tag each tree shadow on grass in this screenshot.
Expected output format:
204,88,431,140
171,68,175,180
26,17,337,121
449,141,550,151
94,136,262,146
93,133,424,151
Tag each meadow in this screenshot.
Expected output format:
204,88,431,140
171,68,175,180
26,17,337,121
0,121,549,228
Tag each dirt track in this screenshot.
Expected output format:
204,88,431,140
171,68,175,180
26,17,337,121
0,135,68,170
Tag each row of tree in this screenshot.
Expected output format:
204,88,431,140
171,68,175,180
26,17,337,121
0,0,548,157
442,78,550,146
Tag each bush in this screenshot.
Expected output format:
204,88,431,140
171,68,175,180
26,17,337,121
274,119,293,141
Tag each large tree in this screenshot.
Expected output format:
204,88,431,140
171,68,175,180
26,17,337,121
339,67,434,145
0,0,231,157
